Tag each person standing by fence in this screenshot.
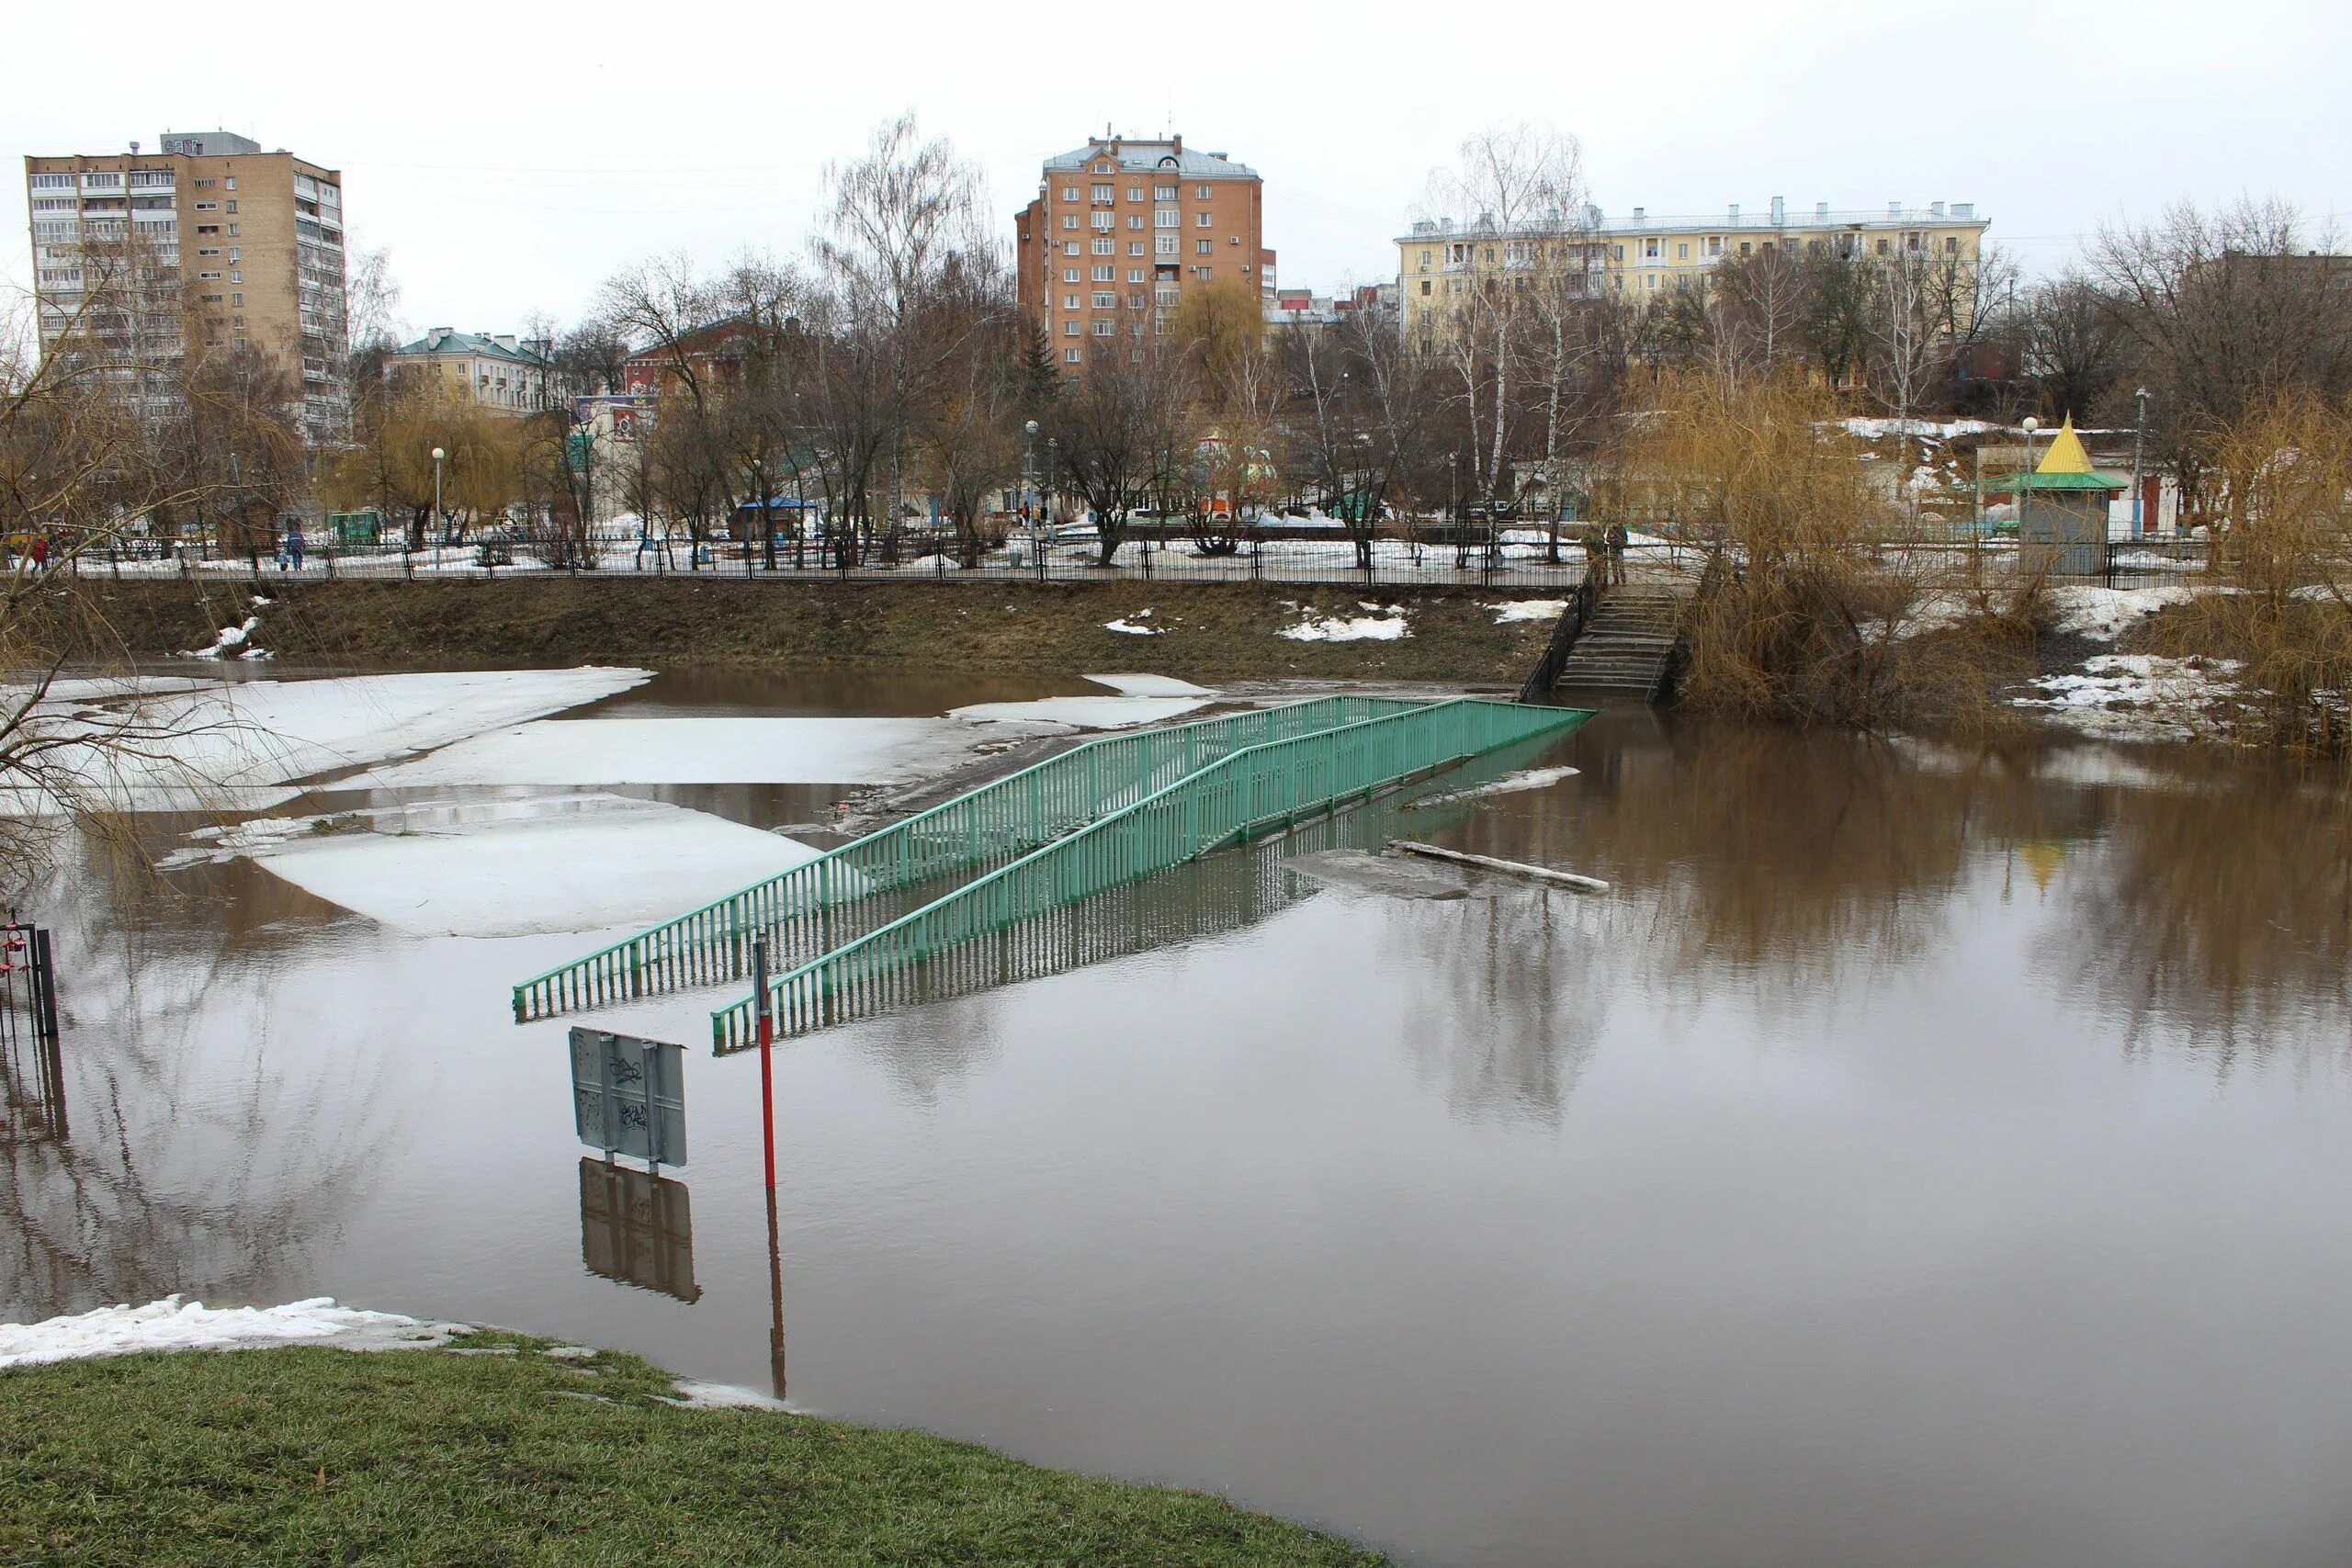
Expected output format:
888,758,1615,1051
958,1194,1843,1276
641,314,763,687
1606,520,1628,586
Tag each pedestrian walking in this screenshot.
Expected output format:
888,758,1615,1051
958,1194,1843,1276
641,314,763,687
286,524,306,571
1581,521,1607,586
1606,520,1628,586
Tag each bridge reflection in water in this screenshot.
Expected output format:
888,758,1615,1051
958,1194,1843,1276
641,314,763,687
712,726,1579,1056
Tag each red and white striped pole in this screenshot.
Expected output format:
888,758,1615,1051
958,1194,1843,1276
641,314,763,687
752,934,776,1190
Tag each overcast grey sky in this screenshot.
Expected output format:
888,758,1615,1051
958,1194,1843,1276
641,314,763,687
7,0,2346,339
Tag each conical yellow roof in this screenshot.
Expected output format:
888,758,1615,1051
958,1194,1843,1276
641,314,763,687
2035,416,2095,476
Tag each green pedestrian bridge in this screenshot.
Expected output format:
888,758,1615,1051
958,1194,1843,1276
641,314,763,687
512,694,1590,1049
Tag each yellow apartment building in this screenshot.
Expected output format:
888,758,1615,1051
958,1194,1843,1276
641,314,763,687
1396,197,1988,337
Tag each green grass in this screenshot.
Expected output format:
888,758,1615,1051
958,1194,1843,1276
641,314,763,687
0,1331,1385,1567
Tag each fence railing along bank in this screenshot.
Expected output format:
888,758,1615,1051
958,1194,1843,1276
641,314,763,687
712,697,1589,1051
513,694,1432,1023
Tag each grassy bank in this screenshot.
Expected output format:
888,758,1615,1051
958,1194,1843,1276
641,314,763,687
69,578,1561,687
1,1332,1384,1566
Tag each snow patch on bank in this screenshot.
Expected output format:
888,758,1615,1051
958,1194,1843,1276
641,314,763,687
2048,585,2199,640
0,1296,463,1368
1483,599,1568,625
1104,609,1163,636
2011,654,2245,743
1278,604,1410,642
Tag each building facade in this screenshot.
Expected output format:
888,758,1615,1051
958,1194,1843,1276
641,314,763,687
1396,197,1988,337
1014,134,1265,377
385,328,552,413
23,130,350,444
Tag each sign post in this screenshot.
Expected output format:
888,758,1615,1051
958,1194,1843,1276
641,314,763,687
752,935,776,1190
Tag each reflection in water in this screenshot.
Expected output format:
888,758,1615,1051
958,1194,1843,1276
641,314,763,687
577,1157,701,1303
0,833,400,1321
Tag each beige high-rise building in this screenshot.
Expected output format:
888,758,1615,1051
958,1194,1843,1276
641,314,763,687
1015,133,1264,378
24,130,349,445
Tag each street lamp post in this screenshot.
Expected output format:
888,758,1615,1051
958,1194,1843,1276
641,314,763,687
1023,418,1039,562
750,457,767,577
2132,387,2150,538
431,446,447,572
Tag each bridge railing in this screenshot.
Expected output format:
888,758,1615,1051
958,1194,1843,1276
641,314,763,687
512,693,1429,1021
712,697,1587,1049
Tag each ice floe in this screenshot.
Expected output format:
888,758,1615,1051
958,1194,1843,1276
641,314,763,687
949,695,1212,729
1080,673,1216,698
368,715,1002,788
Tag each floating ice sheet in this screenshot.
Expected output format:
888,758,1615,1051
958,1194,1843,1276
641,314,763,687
947,696,1212,728
367,715,1015,788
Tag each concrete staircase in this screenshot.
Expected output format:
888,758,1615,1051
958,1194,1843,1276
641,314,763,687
1554,587,1686,700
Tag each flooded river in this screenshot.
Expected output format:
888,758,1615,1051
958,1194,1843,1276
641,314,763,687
6,667,2351,1566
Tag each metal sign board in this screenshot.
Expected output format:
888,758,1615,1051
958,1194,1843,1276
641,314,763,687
570,1027,686,1168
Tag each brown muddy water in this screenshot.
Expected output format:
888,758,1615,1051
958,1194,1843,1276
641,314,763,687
6,668,2352,1567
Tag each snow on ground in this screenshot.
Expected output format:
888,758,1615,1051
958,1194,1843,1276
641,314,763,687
1408,765,1582,807
2,668,653,814
2048,585,2199,640
0,1296,462,1368
178,615,258,660
1483,599,1568,625
2010,654,2244,743
1278,604,1411,642
1841,416,1999,440
1081,673,1216,698
948,695,1212,729
199,795,830,939
368,715,1003,788
2111,550,2206,573
1104,608,1163,635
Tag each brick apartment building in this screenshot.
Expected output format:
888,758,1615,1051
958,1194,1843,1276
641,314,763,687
23,130,350,445
1014,133,1266,378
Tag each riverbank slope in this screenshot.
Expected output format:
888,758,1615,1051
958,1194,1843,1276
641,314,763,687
74,579,1566,687
1,1326,1385,1566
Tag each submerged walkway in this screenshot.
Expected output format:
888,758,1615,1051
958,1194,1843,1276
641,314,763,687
513,695,1435,1023
707,697,1587,1049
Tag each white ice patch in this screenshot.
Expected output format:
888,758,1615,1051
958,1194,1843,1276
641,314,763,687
1408,764,1582,807
1482,599,1568,625
177,616,258,660
0,1295,462,1368
949,696,1211,729
0,668,652,815
1081,673,1216,698
368,716,994,788
1277,605,1410,642
2048,585,2199,640
217,795,829,938
2011,654,2244,743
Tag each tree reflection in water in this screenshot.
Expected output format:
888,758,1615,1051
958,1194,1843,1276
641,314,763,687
1,817,401,1321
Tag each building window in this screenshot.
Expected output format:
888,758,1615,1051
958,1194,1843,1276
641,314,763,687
1195,186,1210,199
1611,244,1623,260
1644,238,1660,259
1062,267,1079,283
1063,294,1080,309
1095,162,1113,174
1064,347,1080,364
1061,214,1078,230
194,201,218,211
1193,266,1212,281
1155,209,1178,229
1155,184,1176,200
1092,291,1115,308
1128,241,1145,256
1946,235,1960,254
225,200,236,213
1420,279,1432,296
1155,235,1177,256
224,176,236,191
1092,184,1113,203
1677,243,1689,259
1195,212,1211,228
1419,250,1431,271
1063,242,1080,256
1126,215,1143,230
1091,237,1113,254
29,174,72,190
1092,319,1113,336
1091,211,1114,231
1127,186,1143,203
1129,269,1145,283
1092,264,1114,281
1062,186,1078,202
1740,242,1752,256
1063,321,1080,336
1195,239,1211,254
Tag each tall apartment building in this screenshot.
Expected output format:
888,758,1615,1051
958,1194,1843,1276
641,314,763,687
1015,134,1264,377
23,130,349,445
1396,197,1988,338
